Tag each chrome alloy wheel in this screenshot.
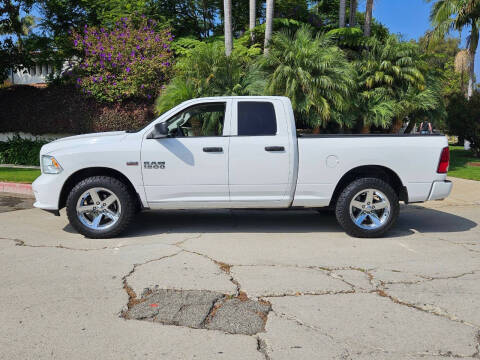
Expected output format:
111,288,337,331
349,188,391,230
76,187,121,230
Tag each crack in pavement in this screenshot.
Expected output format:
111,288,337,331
256,336,270,360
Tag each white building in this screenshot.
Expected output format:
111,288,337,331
9,58,76,85
9,62,54,84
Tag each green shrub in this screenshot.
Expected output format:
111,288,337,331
0,136,48,166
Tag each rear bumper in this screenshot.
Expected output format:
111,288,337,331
428,180,453,201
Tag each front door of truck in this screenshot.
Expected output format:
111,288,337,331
141,100,231,208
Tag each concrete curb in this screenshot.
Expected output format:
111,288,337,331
0,182,34,196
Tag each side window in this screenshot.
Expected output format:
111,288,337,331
167,103,226,137
238,102,277,136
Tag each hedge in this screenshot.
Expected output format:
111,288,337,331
0,136,47,166
0,84,156,135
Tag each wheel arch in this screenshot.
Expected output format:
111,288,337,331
58,167,142,210
329,165,408,208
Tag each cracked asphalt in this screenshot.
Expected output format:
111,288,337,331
0,177,479,359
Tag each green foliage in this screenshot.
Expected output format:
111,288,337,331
156,41,266,114
327,27,365,47
274,0,309,23
263,26,355,128
0,136,47,166
447,93,480,156
72,17,174,102
353,35,442,131
428,0,480,96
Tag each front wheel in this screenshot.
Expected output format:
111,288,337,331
66,176,136,238
335,178,399,238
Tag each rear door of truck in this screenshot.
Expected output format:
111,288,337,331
228,98,294,207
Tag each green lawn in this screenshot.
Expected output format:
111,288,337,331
0,167,41,183
448,146,480,181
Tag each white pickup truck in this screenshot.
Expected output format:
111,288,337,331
33,96,452,238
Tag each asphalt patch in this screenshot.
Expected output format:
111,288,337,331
124,289,271,335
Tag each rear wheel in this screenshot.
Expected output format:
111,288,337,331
66,176,136,238
335,178,399,238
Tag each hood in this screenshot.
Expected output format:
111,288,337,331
41,131,128,155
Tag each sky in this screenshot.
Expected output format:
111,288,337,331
370,0,480,77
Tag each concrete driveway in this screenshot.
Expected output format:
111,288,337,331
0,177,479,359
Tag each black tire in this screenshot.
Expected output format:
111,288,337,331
335,177,399,238
66,176,136,238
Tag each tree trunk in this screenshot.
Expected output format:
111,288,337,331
391,117,403,133
249,0,256,42
404,120,416,134
339,0,346,28
224,0,233,56
468,24,479,98
264,0,275,54
360,123,370,134
364,0,373,37
349,0,357,27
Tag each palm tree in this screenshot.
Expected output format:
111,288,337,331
224,0,233,56
249,0,256,42
264,0,275,54
364,0,374,36
263,26,355,131
356,36,426,132
339,0,347,27
428,0,480,98
349,0,357,27
156,42,267,115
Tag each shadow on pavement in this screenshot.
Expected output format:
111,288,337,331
63,205,476,238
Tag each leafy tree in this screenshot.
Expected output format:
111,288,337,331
156,40,265,114
447,92,480,155
0,0,36,80
73,17,173,102
274,0,309,22
428,0,480,98
263,26,355,130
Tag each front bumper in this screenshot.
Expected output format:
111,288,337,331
32,173,66,211
428,180,453,201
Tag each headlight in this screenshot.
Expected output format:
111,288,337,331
41,155,63,174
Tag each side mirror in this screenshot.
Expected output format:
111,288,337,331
147,122,168,139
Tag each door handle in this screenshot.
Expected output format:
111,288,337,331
203,147,223,153
265,146,285,152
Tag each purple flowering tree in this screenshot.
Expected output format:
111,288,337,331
73,17,173,102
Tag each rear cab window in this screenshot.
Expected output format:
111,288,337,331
237,102,277,136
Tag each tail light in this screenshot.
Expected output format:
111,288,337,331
437,147,450,174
